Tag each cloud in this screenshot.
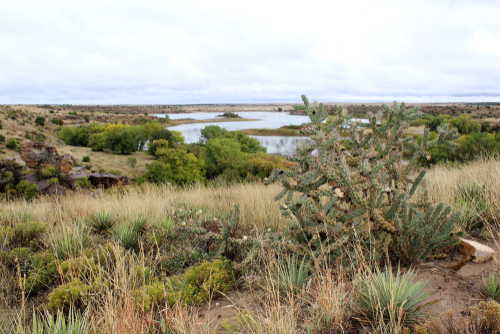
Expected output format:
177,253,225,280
1,0,499,103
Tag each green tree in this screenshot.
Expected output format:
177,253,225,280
200,125,228,144
203,138,244,178
220,131,266,153
5,138,17,150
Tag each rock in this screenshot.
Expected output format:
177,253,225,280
44,183,67,196
459,239,495,263
19,174,38,183
63,172,88,189
20,142,75,172
87,173,129,189
35,179,48,192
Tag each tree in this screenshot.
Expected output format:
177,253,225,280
220,131,266,153
200,125,228,144
203,138,244,178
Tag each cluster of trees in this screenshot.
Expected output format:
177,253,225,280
410,114,500,164
144,125,283,185
58,122,183,155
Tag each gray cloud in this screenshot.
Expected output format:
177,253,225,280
1,0,499,103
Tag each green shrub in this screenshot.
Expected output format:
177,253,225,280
356,266,432,332
35,116,45,126
6,138,17,150
46,279,90,314
132,282,168,312
266,96,461,264
82,156,90,163
144,149,205,185
0,134,5,143
51,118,63,126
49,110,54,113
0,221,46,248
16,180,38,201
74,177,91,189
87,211,114,232
46,177,59,186
182,259,237,304
199,125,228,144
127,157,137,168
41,166,57,179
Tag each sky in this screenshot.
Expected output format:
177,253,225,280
1,0,500,104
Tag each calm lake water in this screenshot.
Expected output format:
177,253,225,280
154,111,367,156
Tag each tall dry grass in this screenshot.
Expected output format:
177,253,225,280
0,182,287,232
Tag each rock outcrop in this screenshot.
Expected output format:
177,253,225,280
88,173,129,189
20,142,75,172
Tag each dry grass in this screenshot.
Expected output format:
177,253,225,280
0,182,287,231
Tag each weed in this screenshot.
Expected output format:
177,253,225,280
481,272,500,300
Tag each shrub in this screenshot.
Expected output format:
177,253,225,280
16,180,38,201
5,138,17,150
82,156,90,163
127,157,137,168
266,96,461,263
144,150,205,185
132,282,168,312
182,259,237,304
35,116,45,126
111,223,140,250
0,221,46,248
357,266,432,332
51,118,64,126
49,110,54,113
203,138,244,178
74,177,91,189
41,166,57,179
46,279,90,314
200,125,228,144
0,134,5,143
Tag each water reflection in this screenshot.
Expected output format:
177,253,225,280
155,111,367,156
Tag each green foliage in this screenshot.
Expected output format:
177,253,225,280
82,156,90,163
220,111,240,118
16,180,38,201
204,138,244,178
41,166,57,179
145,148,205,185
148,139,169,158
46,279,90,314
267,96,461,263
293,104,306,111
272,254,312,297
127,157,137,167
6,138,17,150
0,221,46,248
35,116,45,126
11,308,89,334
50,117,64,126
357,266,432,330
111,223,140,250
132,282,168,312
200,125,228,144
455,183,492,229
481,272,500,300
240,152,283,179
182,259,237,304
87,211,114,232
74,177,91,189
47,227,91,259
0,134,5,143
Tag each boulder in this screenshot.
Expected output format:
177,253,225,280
87,173,129,189
44,183,67,196
20,142,75,172
459,239,495,263
63,172,89,189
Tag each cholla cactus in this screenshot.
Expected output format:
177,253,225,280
266,95,462,263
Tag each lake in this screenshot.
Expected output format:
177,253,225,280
155,111,312,155
154,111,368,156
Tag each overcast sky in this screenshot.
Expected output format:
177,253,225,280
1,0,499,104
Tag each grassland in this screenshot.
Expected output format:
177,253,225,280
2,158,500,333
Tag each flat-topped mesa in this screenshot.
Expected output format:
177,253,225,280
20,142,75,173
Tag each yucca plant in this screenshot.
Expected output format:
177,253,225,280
481,272,500,300
356,265,432,327
11,308,89,334
153,217,176,233
129,216,147,234
47,227,90,260
87,211,114,232
455,183,492,230
272,254,312,297
111,223,139,250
